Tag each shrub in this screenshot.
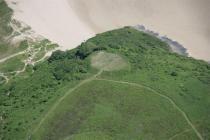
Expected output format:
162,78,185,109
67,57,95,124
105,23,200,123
171,71,178,76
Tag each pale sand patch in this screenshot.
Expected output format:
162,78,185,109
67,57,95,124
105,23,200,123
91,52,127,71
5,0,210,61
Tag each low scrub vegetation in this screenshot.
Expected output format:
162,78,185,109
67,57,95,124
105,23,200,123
0,27,210,140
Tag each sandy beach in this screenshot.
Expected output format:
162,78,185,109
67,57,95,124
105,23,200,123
5,0,210,61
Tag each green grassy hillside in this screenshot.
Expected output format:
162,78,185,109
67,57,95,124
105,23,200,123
0,27,210,140
32,80,192,140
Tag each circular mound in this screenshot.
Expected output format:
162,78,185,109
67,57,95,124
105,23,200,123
91,51,127,71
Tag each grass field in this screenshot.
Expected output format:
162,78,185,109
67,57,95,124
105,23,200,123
31,80,192,140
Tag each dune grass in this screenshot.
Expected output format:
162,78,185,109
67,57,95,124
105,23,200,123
0,42,27,59
0,0,13,38
0,54,26,73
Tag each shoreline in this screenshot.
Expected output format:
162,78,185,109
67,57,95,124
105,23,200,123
4,0,210,62
134,25,188,56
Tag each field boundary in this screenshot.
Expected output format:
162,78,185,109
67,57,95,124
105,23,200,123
168,128,193,140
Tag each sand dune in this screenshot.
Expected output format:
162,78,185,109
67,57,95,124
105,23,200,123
5,0,210,61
